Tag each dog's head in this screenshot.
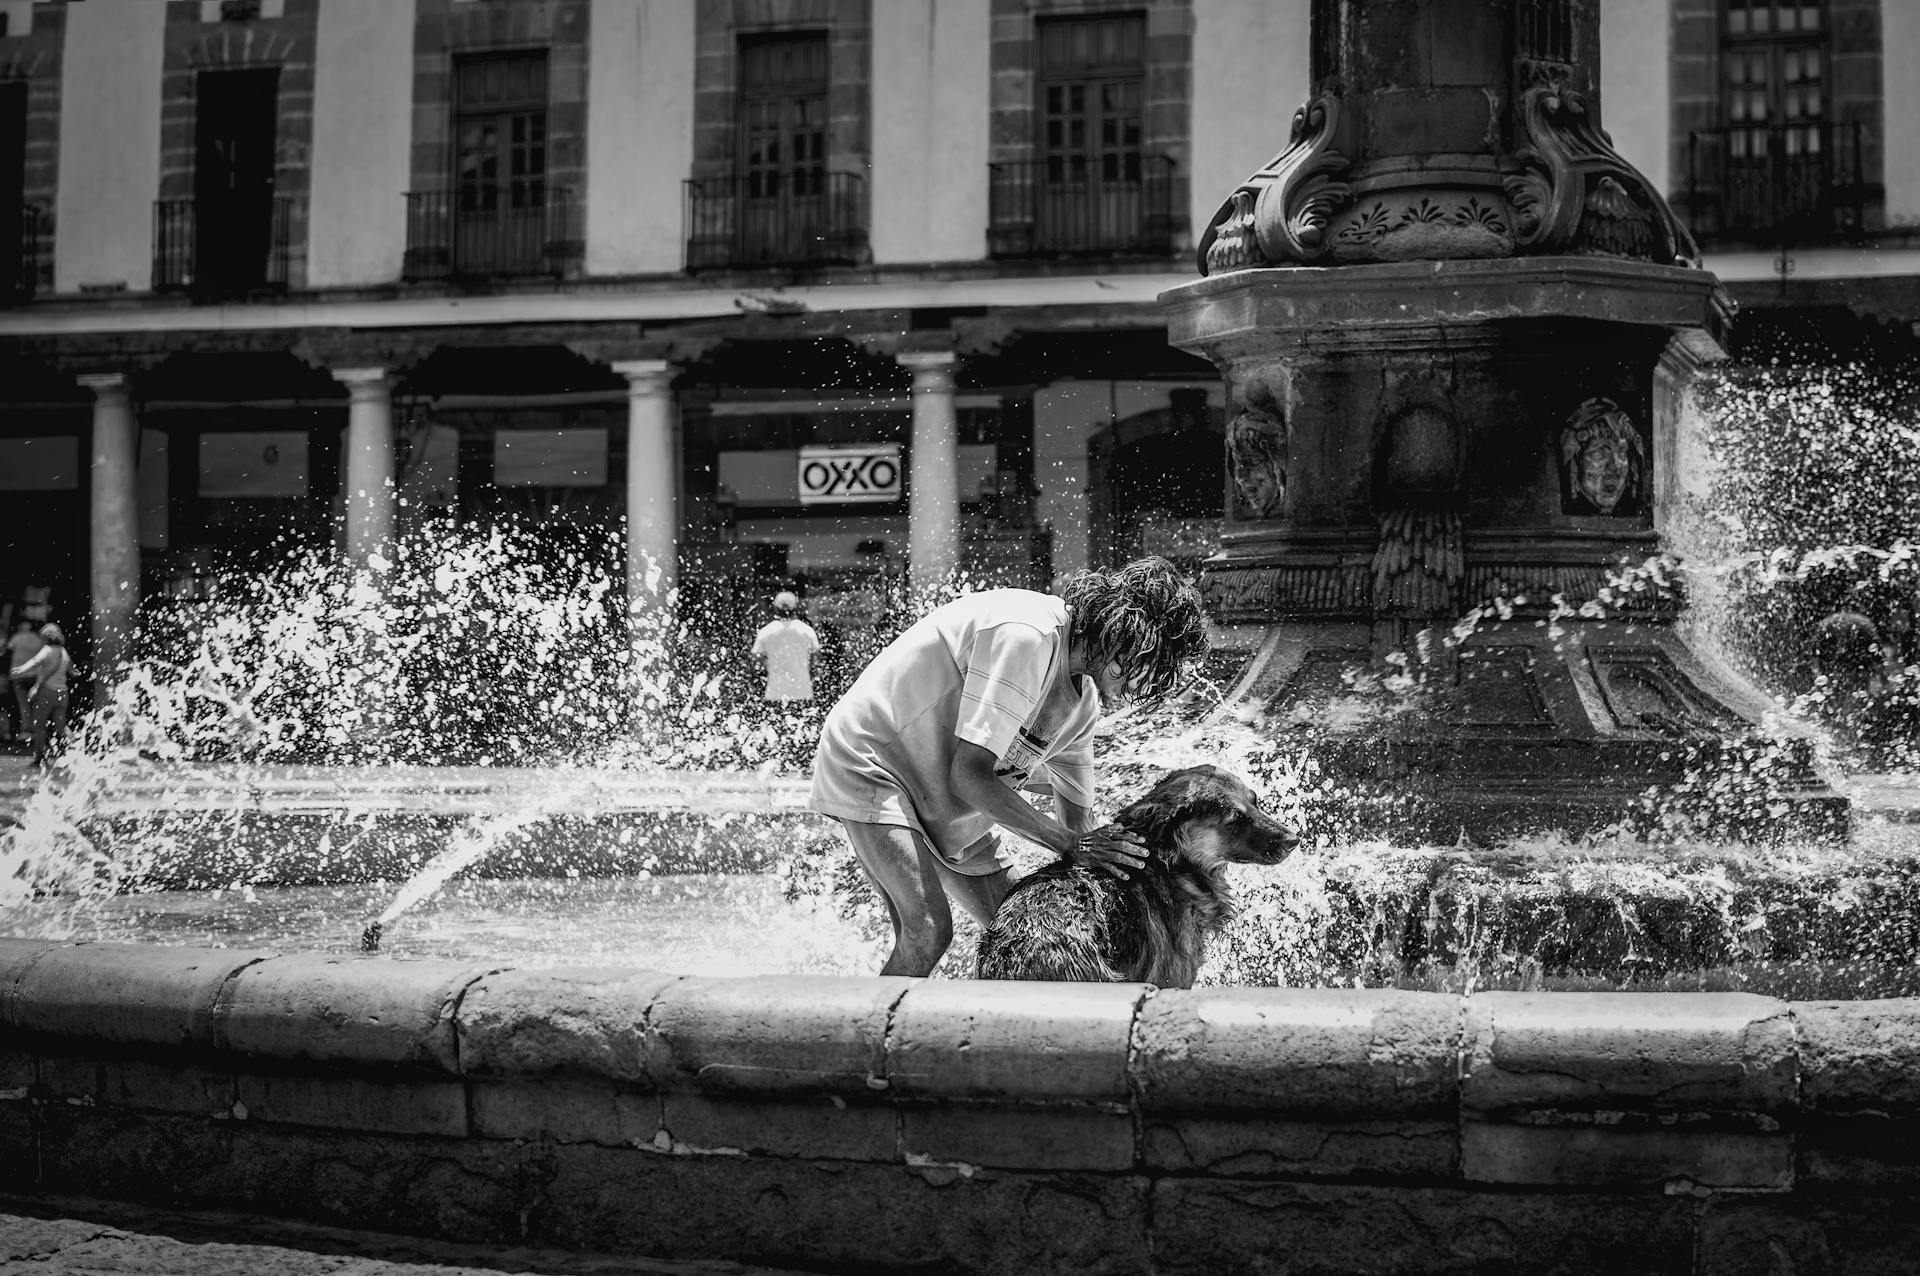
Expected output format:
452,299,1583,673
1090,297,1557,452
1114,765,1298,869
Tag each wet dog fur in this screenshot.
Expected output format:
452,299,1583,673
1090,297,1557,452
976,765,1298,988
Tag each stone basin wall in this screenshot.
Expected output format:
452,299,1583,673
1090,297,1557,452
4,938,1920,1274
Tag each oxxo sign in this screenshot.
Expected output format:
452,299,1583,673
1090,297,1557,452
797,444,902,505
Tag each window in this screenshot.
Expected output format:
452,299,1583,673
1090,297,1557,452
1029,12,1155,253
738,34,827,203
713,31,835,264
1723,0,1826,159
1037,14,1144,194
1694,0,1857,243
452,50,550,272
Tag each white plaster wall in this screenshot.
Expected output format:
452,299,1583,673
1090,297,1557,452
308,0,414,288
1884,0,1920,227
1599,0,1671,195
870,0,990,264
1189,0,1308,250
53,0,165,294
587,0,695,275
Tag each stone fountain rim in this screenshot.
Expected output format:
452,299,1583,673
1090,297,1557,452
1160,254,1729,349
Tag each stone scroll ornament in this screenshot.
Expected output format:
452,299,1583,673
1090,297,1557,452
1501,68,1702,267
1198,93,1352,275
1559,396,1647,516
1227,387,1288,520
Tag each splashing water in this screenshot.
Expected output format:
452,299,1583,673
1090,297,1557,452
1,516,802,935
0,517,1078,946
3,403,1917,990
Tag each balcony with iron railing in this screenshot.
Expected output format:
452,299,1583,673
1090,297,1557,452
3,202,39,303
403,185,582,282
683,171,866,271
1686,121,1866,248
152,196,292,298
988,154,1176,259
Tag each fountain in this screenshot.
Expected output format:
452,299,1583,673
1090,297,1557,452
6,3,1920,1271
1161,0,1846,842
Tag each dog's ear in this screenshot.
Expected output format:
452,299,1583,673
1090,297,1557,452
1115,769,1209,848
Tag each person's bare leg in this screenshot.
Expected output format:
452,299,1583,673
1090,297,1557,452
935,861,1012,928
839,819,955,976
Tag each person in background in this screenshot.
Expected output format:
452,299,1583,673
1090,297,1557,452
5,619,44,750
808,556,1210,976
752,590,821,766
10,622,70,768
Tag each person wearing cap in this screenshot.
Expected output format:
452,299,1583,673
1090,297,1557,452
752,591,822,762
809,556,1211,977
9,621,70,767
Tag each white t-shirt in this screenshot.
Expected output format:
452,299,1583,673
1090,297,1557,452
752,616,821,702
808,589,1099,866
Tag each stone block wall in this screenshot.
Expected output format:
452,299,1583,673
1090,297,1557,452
6,936,1920,1274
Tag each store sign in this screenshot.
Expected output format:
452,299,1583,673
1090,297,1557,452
797,444,901,506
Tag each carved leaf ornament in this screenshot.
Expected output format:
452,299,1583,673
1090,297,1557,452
1501,73,1702,267
1200,94,1352,274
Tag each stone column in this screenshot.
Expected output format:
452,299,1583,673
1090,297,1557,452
80,373,140,681
333,368,397,568
610,360,680,623
901,350,961,595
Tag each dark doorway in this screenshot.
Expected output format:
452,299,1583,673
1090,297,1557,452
193,68,281,296
1,80,27,297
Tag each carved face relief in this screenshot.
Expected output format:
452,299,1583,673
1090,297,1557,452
1228,403,1287,520
1575,433,1631,512
1560,397,1645,516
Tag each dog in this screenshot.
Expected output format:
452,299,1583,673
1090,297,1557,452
976,765,1298,988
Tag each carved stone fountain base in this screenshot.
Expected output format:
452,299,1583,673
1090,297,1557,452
1211,617,1846,844
1162,259,1847,843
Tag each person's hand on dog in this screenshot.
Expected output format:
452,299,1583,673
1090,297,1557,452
1067,823,1147,878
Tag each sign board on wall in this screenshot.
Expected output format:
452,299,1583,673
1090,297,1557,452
797,444,901,506
199,432,309,497
0,437,78,491
494,428,608,487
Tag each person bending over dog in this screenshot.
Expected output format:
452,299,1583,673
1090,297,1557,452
808,557,1210,976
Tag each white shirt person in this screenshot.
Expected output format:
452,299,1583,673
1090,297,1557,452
752,591,821,704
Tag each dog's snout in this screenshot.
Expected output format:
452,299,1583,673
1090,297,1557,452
1247,808,1300,862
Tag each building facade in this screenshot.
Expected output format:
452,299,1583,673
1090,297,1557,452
1,0,1917,694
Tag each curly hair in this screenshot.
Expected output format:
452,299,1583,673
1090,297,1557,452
1060,556,1210,704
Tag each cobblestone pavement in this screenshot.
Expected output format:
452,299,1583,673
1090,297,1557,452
0,1196,815,1276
